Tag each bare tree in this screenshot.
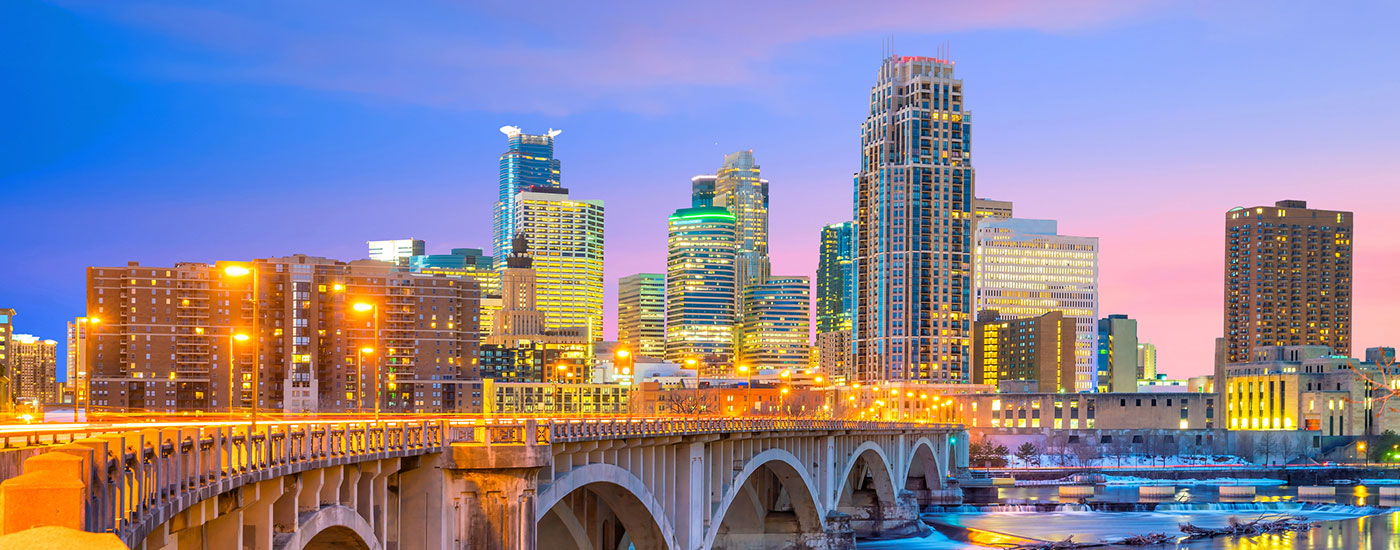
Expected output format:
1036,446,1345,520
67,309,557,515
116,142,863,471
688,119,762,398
1108,434,1132,467
657,390,716,415
1278,436,1299,467
1255,433,1280,466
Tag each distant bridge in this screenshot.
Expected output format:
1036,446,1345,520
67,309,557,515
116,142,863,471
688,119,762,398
0,416,967,549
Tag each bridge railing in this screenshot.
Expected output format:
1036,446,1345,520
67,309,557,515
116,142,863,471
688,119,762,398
0,416,960,544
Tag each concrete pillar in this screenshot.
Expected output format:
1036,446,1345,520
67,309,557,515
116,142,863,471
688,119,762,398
676,441,705,550
204,508,243,550
444,442,550,550
399,460,446,550
242,479,284,550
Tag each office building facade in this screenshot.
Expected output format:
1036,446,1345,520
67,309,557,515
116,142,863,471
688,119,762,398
816,222,857,381
366,239,424,265
1225,200,1353,364
1096,314,1139,393
0,308,12,409
973,310,1075,393
665,207,738,363
854,54,974,383
495,126,563,268
973,198,1013,220
738,277,812,371
710,150,771,288
1138,342,1158,380
974,218,1099,391
618,273,666,359
409,248,501,339
513,188,605,341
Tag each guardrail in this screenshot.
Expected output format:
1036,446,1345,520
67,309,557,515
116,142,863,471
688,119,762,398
0,416,960,545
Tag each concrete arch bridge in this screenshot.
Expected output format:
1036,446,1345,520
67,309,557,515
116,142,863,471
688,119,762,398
0,417,967,550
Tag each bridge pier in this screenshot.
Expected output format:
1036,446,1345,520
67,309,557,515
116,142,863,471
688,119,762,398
444,439,550,550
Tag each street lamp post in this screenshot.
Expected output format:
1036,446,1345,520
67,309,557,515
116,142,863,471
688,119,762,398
737,365,752,415
77,316,100,422
555,364,569,415
685,358,701,417
353,302,380,421
224,265,259,433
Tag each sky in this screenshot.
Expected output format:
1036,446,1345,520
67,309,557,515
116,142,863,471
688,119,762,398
3,0,1399,380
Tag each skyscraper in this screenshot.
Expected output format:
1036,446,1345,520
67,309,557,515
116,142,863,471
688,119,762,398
710,151,771,288
367,239,425,265
816,222,857,381
618,273,665,359
974,218,1099,391
1224,200,1353,364
1096,314,1139,393
738,277,811,371
11,334,57,404
665,206,738,363
495,126,562,268
854,54,974,383
690,175,716,208
513,187,605,341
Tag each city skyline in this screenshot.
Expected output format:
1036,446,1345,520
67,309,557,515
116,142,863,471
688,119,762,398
5,2,1400,381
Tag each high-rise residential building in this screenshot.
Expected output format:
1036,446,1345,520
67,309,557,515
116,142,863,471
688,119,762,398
1096,314,1139,393
854,54,974,383
738,277,812,371
495,126,562,268
12,334,58,404
409,248,502,339
709,151,771,288
514,187,605,341
974,218,1099,391
690,175,716,208
618,273,665,359
1225,200,1353,364
665,206,738,363
366,239,425,265
973,198,1013,220
973,310,1075,393
85,258,481,414
1137,342,1158,380
816,222,857,382
0,308,12,409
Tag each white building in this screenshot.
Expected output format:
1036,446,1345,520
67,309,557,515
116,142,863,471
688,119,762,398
366,239,424,264
974,218,1099,391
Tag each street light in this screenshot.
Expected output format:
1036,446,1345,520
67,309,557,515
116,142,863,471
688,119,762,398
737,365,752,414
352,302,380,420
76,316,100,421
224,264,259,432
685,358,701,417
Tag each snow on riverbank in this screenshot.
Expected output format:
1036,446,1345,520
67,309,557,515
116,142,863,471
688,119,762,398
1015,475,1285,486
1007,453,1248,468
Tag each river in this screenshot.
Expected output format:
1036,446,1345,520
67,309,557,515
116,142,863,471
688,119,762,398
859,482,1400,549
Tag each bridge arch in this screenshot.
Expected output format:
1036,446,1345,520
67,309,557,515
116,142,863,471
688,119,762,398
905,437,945,490
280,504,380,550
704,448,826,549
537,463,677,550
834,441,900,508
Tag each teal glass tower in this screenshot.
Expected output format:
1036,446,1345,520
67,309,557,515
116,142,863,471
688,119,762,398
494,126,562,268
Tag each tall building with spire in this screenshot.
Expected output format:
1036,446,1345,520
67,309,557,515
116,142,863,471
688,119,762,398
854,54,974,383
494,126,562,268
491,234,548,341
710,151,770,288
665,207,738,363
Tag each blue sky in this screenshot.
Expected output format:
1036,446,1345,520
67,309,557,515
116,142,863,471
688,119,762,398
4,0,1399,378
